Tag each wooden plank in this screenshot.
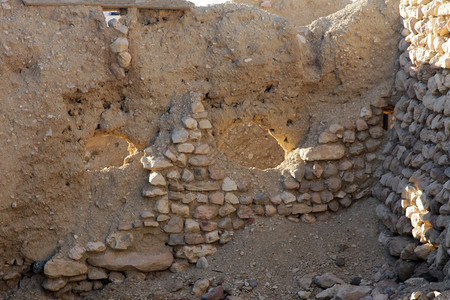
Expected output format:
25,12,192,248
23,0,194,10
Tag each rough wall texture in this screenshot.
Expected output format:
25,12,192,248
0,0,403,297
373,0,450,285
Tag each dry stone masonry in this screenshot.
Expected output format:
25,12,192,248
373,0,450,291
33,90,391,296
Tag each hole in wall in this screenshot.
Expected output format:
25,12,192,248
84,134,136,171
103,10,121,26
217,122,285,170
382,104,394,130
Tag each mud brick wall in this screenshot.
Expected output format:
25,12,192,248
373,0,450,282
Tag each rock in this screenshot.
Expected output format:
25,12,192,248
319,132,338,144
208,166,226,180
185,233,205,245
142,186,167,197
88,250,173,272
185,219,201,233
106,232,134,250
200,221,218,232
209,191,224,205
163,216,184,233
201,285,226,300
178,143,195,153
68,245,86,261
292,203,312,214
297,290,312,299
314,272,345,288
189,155,213,166
171,203,190,218
155,196,170,214
297,273,314,290
110,63,125,79
316,285,339,300
387,236,413,257
298,144,346,161
42,277,67,291
85,241,106,253
110,38,129,53
191,101,205,113
395,259,415,282
301,213,316,223
196,257,209,269
181,168,195,182
335,284,372,300
184,181,221,191
237,205,253,219
219,203,236,216
222,177,237,191
183,245,217,263
108,271,125,284
125,270,146,281
117,51,131,68
198,119,212,129
183,117,197,129
219,231,233,244
88,267,108,280
44,259,88,278
414,243,436,260
193,205,218,220
172,128,189,144
281,191,296,204
149,172,166,186
72,280,93,293
192,278,210,297
283,178,300,189
205,231,220,243
166,277,184,292
169,260,190,273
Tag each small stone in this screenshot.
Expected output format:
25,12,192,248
189,155,213,167
319,132,338,144
183,117,197,129
109,271,125,284
163,148,177,162
356,119,369,131
196,193,209,203
283,178,300,189
225,192,239,205
177,143,195,153
191,101,205,114
117,51,131,68
222,177,237,191
184,233,205,245
88,267,108,280
314,272,345,288
343,130,356,143
142,155,173,170
185,219,201,233
209,192,224,205
110,38,128,53
171,203,190,218
181,168,195,182
68,245,86,261
335,284,372,300
219,203,236,216
149,172,166,186
155,197,170,214
157,215,170,222
183,245,217,263
208,166,226,180
85,242,106,253
414,243,436,260
204,231,220,243
201,285,226,300
163,216,184,233
299,145,346,161
265,205,277,216
110,63,125,79
301,214,316,223
169,260,190,273
42,278,67,292
281,191,296,204
140,210,155,219
192,278,210,297
198,119,212,129
193,205,218,220
237,205,253,219
195,143,210,154
199,221,218,232
297,291,311,299
196,257,209,269
44,259,88,278
219,231,233,244
142,186,167,198
144,221,159,227
106,232,134,250
172,129,189,144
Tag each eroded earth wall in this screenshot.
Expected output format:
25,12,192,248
0,0,401,297
373,0,450,285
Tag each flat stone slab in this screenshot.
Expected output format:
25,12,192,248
88,250,173,272
23,0,194,10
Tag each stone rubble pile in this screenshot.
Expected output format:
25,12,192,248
373,0,450,297
108,16,131,79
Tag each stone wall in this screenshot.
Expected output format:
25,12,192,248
373,0,450,284
35,90,391,296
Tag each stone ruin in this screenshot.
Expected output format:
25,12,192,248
0,0,449,299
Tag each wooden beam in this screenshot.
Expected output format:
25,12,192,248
23,0,194,10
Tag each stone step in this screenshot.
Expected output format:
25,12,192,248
23,0,194,10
